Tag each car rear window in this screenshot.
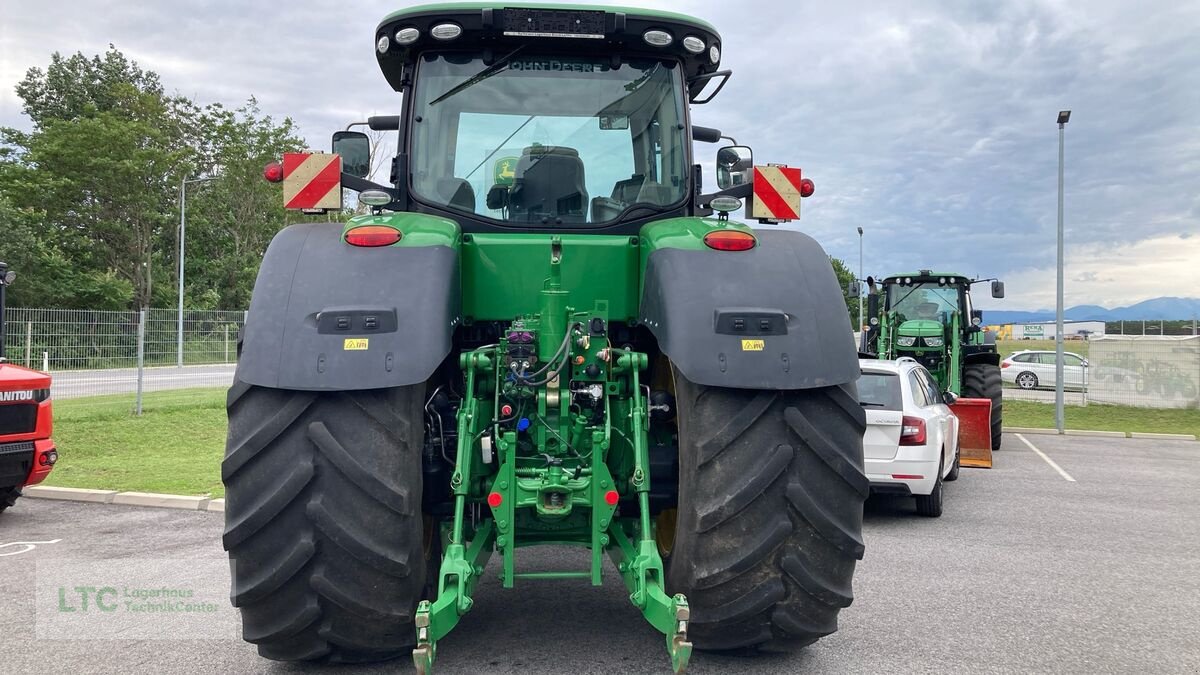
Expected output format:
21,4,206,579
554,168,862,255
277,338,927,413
858,371,902,410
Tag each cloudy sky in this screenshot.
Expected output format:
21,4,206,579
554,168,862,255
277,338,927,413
3,0,1198,310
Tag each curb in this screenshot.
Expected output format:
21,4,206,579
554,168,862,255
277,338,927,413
22,486,222,511
1129,432,1198,441
1065,429,1128,438
1006,428,1196,441
22,486,118,503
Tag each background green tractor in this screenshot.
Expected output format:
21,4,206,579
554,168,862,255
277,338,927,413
865,270,1005,449
223,5,866,673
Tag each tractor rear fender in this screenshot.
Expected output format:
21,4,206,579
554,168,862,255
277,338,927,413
236,222,460,391
963,350,1001,368
640,229,859,390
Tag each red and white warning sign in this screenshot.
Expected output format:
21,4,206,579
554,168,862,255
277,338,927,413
750,165,803,221
283,153,342,210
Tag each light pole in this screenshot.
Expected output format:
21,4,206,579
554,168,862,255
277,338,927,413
178,175,219,367
1055,110,1070,434
857,227,864,340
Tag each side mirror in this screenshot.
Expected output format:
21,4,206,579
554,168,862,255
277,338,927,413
943,391,959,406
846,280,861,297
991,280,1005,299
716,145,753,189
332,131,371,179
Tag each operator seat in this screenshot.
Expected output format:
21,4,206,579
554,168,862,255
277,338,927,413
508,145,588,224
434,177,476,213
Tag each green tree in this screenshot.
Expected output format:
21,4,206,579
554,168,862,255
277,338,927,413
15,46,167,128
829,256,862,331
0,194,130,308
181,99,306,309
1,46,306,310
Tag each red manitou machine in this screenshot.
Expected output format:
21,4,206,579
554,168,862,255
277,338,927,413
0,262,57,513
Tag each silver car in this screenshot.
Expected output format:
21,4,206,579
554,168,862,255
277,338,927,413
1001,350,1088,390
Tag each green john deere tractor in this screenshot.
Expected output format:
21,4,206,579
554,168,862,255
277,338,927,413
865,270,1005,449
223,5,866,673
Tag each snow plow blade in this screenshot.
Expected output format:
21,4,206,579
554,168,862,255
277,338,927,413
950,398,993,468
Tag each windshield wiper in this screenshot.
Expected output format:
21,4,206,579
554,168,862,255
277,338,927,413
429,46,526,106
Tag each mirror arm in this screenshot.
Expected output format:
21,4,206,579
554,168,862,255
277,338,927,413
342,173,395,195
695,182,753,216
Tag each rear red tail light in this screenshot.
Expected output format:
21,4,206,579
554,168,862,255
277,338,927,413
703,230,756,251
1001,362,1011,368
344,225,402,247
263,161,284,183
900,416,927,446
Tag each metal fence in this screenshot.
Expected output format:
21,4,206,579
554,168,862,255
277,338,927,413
3,308,244,407
1003,336,1200,409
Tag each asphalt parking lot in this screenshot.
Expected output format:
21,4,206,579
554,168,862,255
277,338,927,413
1,433,1197,674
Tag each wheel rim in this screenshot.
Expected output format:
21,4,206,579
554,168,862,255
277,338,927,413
655,508,678,558
1018,373,1036,389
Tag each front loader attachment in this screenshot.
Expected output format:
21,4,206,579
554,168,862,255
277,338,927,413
951,398,993,468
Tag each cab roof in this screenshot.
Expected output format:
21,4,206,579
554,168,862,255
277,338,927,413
374,3,724,97
882,272,969,285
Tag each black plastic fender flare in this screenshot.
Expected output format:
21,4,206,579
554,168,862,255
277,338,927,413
640,229,859,390
236,222,460,391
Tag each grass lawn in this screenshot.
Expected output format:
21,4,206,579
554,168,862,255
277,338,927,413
43,388,227,497
1005,400,1199,438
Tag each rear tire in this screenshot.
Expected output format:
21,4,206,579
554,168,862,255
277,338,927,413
222,381,426,663
914,456,944,518
665,371,867,652
0,487,20,513
963,363,1003,451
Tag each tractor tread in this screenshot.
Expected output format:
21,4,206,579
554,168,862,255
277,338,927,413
695,443,794,532
695,390,778,466
308,421,412,515
242,598,320,643
688,577,786,626
224,384,425,664
963,363,1004,450
222,458,313,549
231,533,315,606
307,496,413,576
222,392,315,481
784,406,871,498
667,375,866,654
785,482,867,559
780,550,854,609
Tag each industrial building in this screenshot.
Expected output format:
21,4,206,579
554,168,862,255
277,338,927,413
986,320,1106,340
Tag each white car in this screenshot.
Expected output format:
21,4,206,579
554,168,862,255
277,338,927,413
857,358,960,517
1001,350,1088,390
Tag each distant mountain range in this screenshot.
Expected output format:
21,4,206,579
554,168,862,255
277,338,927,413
983,297,1200,324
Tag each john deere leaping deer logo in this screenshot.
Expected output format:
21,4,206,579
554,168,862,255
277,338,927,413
493,157,518,186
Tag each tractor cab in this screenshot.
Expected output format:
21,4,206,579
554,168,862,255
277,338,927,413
868,270,1004,391
332,4,758,232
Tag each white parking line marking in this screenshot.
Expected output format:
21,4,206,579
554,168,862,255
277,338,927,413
1015,433,1076,482
0,539,63,556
